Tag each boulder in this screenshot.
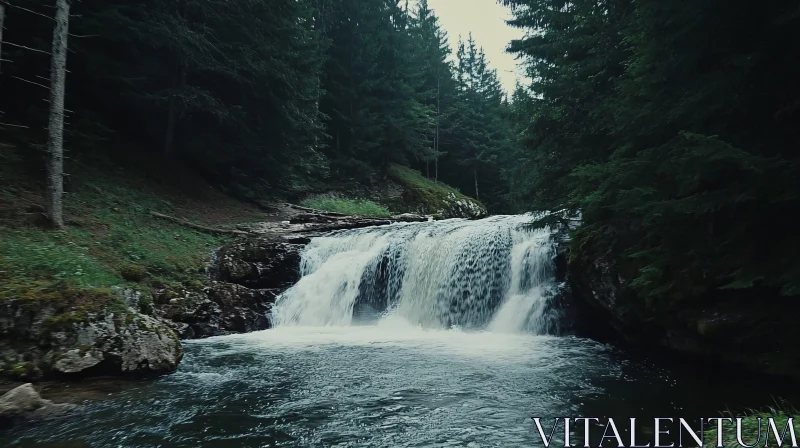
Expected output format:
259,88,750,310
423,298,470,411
566,233,800,377
0,383,76,421
0,298,183,380
154,283,279,339
216,237,304,289
44,312,183,376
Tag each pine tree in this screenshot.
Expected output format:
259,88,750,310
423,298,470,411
505,0,800,302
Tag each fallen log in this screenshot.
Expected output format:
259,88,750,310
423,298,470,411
283,203,352,217
286,219,395,234
149,211,251,236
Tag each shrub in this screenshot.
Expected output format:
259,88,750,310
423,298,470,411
702,407,799,447
120,263,148,282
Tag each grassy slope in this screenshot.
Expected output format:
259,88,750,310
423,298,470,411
383,164,485,216
0,149,264,307
299,165,484,218
300,197,392,217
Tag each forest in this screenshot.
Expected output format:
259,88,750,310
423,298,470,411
0,0,516,214
2,0,800,438
502,0,800,307
2,0,800,310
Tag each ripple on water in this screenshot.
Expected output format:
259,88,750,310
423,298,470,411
2,324,790,448
1,324,616,447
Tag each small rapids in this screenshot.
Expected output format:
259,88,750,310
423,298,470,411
271,214,561,333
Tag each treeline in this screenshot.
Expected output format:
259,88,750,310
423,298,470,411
504,0,800,302
0,0,516,210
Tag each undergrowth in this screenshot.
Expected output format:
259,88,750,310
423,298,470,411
384,164,484,216
388,164,462,197
301,197,392,217
0,148,263,303
702,406,799,447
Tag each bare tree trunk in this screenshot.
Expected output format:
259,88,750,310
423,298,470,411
163,63,185,158
435,73,440,184
0,3,5,75
46,0,70,229
164,97,177,158
473,164,480,202
164,1,187,158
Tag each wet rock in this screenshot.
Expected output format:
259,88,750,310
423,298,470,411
0,298,182,380
441,193,487,219
216,237,304,289
391,213,429,222
44,313,183,376
0,383,77,421
565,223,800,377
153,283,279,339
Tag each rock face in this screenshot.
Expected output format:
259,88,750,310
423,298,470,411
152,236,305,339
0,293,182,380
0,383,76,422
216,237,305,289
565,231,800,377
154,283,280,339
379,182,488,219
47,313,182,375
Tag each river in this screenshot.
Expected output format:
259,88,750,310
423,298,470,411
2,215,795,447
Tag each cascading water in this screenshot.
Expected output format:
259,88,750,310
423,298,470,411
271,214,561,334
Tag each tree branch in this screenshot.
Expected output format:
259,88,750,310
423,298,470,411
149,211,252,236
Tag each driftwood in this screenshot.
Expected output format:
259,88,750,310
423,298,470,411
149,211,251,236
286,218,395,235
283,203,352,217
289,212,354,224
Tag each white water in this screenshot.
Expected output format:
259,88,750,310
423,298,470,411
10,216,786,447
272,214,560,334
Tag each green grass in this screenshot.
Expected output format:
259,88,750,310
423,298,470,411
0,151,264,304
383,164,484,217
301,197,392,217
702,407,799,447
388,164,463,197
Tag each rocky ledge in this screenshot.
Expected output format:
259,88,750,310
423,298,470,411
0,287,182,381
563,221,800,377
0,206,457,382
152,210,439,338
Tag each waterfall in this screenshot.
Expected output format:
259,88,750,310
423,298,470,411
271,214,561,334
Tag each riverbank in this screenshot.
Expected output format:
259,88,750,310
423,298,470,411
0,147,485,382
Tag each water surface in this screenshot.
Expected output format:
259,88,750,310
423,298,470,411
3,320,792,447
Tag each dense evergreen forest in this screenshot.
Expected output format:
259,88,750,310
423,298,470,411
502,0,800,307
3,0,800,308
0,0,516,211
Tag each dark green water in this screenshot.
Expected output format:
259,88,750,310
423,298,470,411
2,322,795,447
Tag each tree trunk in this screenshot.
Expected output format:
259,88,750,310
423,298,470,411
473,165,480,202
164,62,186,158
163,97,177,158
164,1,187,158
46,0,70,229
435,73,440,184
0,3,5,75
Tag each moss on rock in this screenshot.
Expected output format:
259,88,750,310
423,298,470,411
379,165,487,219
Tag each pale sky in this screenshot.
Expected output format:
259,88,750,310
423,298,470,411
424,0,527,94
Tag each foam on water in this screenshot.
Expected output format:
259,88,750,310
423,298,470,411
271,214,560,334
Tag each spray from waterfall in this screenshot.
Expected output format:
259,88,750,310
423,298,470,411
271,214,561,334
